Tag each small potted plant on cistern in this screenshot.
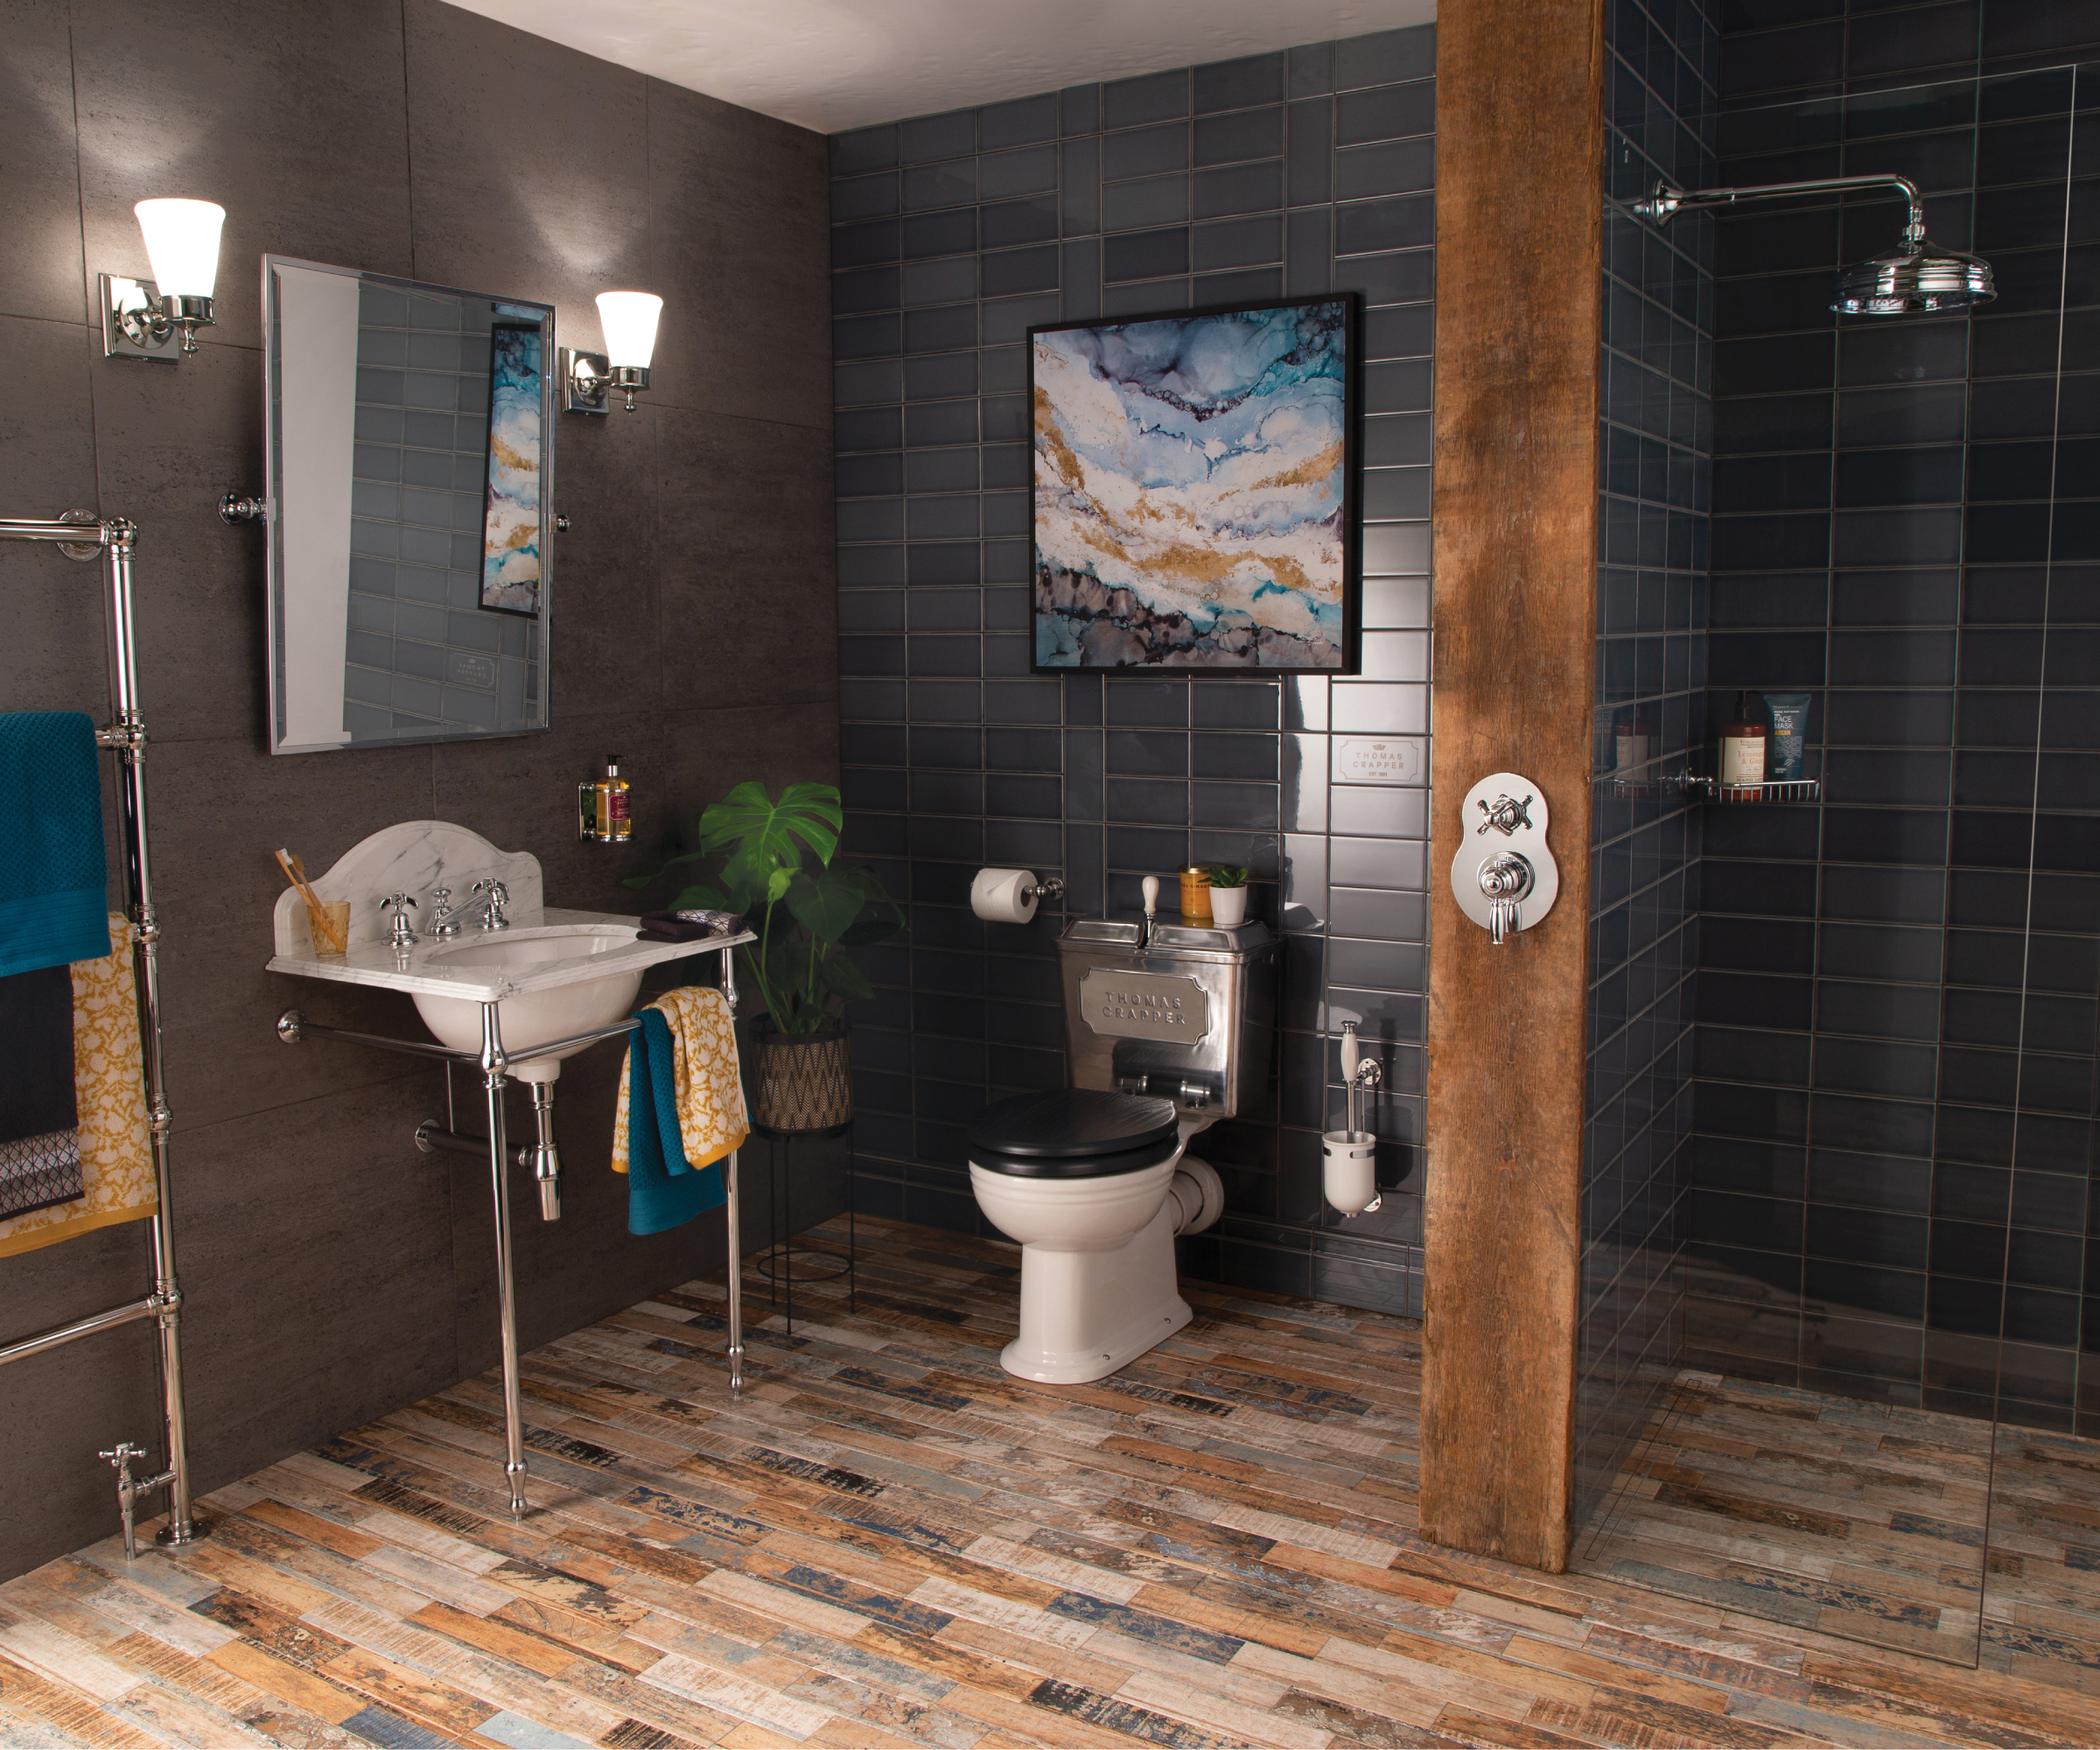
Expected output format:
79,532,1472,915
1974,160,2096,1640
1202,864,1251,928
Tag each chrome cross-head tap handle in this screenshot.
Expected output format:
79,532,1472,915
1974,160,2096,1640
472,878,512,930
100,1441,148,1558
381,892,418,947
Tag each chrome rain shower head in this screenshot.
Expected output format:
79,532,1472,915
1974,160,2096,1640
1831,241,1995,315
1633,174,1995,316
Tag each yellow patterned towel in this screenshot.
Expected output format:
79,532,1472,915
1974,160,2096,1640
612,985,748,1173
612,986,746,1236
0,915,155,1258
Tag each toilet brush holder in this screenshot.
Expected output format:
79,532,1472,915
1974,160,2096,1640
1323,1020,1382,1214
1322,1129,1379,1214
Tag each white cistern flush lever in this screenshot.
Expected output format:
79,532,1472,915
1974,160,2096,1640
1450,772,1559,945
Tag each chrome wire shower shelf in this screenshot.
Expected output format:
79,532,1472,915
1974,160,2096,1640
1605,772,1820,804
1686,776,1819,804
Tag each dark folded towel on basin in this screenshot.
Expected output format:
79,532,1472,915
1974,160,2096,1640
638,909,742,943
0,962,84,1220
0,711,110,979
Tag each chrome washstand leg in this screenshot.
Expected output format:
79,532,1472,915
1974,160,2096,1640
480,1002,528,1516
718,941,743,1392
724,1147,743,1391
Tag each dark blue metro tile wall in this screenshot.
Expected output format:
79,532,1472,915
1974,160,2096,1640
1576,0,1718,1532
828,26,1437,1313
1695,23,2100,1432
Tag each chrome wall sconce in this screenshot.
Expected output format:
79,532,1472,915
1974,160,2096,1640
1633,173,1993,315
102,199,228,360
560,290,662,414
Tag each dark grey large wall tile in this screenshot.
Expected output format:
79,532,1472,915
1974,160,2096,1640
68,0,417,350
403,0,649,320
0,0,833,1581
0,3,87,325
648,82,834,429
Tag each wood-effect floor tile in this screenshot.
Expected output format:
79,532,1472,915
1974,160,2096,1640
9,1219,2100,1746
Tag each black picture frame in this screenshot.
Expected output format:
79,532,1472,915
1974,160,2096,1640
1026,292,1361,676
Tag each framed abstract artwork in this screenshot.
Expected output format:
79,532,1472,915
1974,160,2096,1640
480,319,545,617
1029,294,1358,673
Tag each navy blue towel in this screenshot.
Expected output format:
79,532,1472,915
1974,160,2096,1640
0,963,84,1218
0,713,109,979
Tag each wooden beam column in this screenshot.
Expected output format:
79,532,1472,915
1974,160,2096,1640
1420,0,1606,1572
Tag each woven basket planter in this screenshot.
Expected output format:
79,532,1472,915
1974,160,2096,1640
747,1018,852,1132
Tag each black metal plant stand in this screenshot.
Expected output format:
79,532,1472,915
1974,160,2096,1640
752,1120,856,1334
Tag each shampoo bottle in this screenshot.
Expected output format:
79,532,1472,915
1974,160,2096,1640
1719,692,1768,794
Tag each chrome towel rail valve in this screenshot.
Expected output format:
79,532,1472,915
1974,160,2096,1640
99,1441,173,1560
1451,772,1559,946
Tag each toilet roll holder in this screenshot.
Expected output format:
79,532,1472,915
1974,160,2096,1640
970,868,1064,925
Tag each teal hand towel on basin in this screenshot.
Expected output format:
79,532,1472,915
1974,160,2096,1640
0,713,110,979
614,992,748,1236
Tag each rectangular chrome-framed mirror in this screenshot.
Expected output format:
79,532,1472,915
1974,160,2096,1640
262,256,556,754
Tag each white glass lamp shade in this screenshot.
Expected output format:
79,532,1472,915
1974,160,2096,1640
134,199,226,298
595,290,662,368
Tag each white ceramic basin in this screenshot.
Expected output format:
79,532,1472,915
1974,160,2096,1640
412,925,644,1083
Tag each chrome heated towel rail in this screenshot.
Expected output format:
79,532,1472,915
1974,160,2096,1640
0,511,206,1554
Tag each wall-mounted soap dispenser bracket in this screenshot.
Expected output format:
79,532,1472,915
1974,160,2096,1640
275,929,753,1520
1450,772,1560,945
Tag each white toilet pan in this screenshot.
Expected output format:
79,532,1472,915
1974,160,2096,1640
970,1152,1199,1384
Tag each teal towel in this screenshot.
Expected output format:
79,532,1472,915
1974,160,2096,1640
0,714,110,980
624,1007,727,1236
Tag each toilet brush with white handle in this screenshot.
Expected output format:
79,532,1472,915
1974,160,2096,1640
1324,1021,1381,1214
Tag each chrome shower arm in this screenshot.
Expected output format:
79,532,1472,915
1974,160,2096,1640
1634,174,1925,248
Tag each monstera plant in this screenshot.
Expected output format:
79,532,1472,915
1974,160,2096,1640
627,780,901,1130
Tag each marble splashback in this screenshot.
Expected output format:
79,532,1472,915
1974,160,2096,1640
270,820,543,956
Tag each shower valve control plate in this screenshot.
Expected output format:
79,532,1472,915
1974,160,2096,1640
1451,772,1559,943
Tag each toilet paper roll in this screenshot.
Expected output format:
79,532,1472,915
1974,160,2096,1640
970,867,1039,924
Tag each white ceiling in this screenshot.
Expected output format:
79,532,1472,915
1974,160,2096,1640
444,0,1438,135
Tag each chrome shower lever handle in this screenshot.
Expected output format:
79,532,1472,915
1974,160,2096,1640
1488,894,1520,946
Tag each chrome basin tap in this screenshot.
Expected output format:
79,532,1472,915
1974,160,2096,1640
430,878,511,937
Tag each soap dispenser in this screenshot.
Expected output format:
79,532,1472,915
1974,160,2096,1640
594,755,633,843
